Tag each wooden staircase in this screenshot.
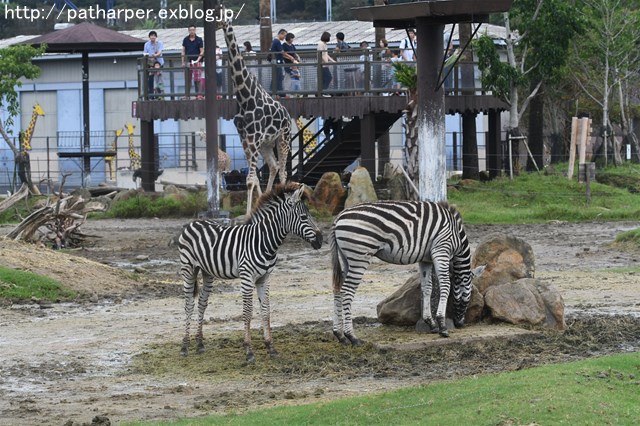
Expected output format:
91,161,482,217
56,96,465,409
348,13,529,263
290,111,401,186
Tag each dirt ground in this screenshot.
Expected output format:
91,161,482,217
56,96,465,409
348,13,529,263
0,218,639,425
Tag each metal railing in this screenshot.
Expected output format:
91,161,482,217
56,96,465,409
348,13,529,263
137,49,491,101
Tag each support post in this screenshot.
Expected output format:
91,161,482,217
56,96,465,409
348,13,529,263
568,117,578,179
204,0,220,217
487,109,501,178
417,19,446,202
140,119,155,191
82,52,91,187
360,113,376,181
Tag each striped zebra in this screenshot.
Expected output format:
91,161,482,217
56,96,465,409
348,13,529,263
330,200,483,346
178,183,323,363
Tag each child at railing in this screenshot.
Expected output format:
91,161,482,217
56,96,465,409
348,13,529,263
153,61,165,100
290,66,301,93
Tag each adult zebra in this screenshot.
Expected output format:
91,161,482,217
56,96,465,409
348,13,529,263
178,183,323,363
330,200,483,346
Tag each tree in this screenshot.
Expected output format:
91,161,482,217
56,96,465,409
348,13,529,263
476,0,584,172
392,62,418,199
0,44,46,193
571,0,640,165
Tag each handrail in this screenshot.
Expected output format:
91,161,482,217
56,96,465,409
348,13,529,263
137,49,492,101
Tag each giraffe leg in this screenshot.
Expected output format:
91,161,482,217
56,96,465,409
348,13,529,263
243,139,260,214
260,144,279,193
276,129,290,186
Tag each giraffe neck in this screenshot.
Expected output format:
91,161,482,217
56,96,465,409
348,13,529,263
222,21,263,107
22,110,39,151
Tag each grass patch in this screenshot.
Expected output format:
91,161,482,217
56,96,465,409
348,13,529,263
448,167,640,224
128,352,640,426
100,192,207,219
612,228,640,252
0,195,48,224
0,265,77,301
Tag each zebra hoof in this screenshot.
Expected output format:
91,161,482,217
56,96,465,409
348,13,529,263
333,330,350,345
346,334,362,347
454,319,465,329
197,346,205,354
415,319,435,334
180,348,188,357
246,352,256,364
439,329,449,338
268,348,280,358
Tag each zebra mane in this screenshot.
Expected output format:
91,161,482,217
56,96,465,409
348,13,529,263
437,201,463,223
246,182,307,223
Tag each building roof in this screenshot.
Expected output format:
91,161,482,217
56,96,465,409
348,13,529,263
0,20,508,52
24,22,144,53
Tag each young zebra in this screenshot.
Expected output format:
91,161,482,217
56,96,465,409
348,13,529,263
330,200,483,346
178,183,323,363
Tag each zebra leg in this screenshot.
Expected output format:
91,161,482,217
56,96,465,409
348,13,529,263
180,265,198,356
416,262,438,333
195,273,215,353
433,253,452,338
452,275,472,329
255,274,278,358
240,277,256,364
342,270,367,346
332,290,349,345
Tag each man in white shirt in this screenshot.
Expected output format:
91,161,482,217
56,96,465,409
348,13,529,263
400,29,417,61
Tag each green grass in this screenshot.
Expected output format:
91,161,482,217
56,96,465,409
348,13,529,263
100,192,207,219
0,265,77,301
615,228,640,245
448,165,640,224
0,195,48,224
127,352,640,426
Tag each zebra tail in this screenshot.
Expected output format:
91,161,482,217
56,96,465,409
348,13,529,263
330,230,343,294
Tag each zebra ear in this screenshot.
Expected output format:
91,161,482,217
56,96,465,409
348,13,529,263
288,185,305,204
471,265,486,278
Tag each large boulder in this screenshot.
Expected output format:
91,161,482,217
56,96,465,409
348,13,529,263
344,167,378,209
377,272,484,326
472,234,535,294
310,172,347,215
484,278,565,329
383,163,408,200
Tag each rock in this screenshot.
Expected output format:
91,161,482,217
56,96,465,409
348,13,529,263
71,187,92,201
135,255,150,261
134,266,148,274
91,416,111,426
344,167,378,209
484,278,565,329
310,172,347,215
113,188,143,203
472,234,535,294
383,163,408,200
377,272,484,326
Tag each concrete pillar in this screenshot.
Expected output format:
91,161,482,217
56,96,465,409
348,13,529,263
360,113,376,181
140,119,155,192
416,19,446,202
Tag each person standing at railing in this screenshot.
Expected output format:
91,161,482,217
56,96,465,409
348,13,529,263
400,28,417,62
215,44,224,99
358,41,372,90
282,32,301,94
143,30,164,97
270,28,287,98
181,25,204,98
318,31,336,96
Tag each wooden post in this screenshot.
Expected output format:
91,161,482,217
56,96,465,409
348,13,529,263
578,118,589,164
584,163,592,205
568,117,578,179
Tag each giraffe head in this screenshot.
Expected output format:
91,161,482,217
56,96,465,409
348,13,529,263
115,128,123,138
33,103,45,116
126,123,135,135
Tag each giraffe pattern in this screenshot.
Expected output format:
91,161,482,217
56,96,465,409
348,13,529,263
296,117,318,157
221,18,292,214
126,123,141,171
106,128,123,181
21,104,45,153
197,129,231,173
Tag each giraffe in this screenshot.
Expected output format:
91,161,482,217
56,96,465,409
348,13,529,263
296,117,318,157
221,18,292,214
21,103,45,154
106,128,123,181
125,123,141,171
197,129,231,173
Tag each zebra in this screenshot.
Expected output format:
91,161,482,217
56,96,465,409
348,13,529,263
178,182,323,363
330,200,484,346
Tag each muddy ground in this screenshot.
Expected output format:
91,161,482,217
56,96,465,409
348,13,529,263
0,219,639,425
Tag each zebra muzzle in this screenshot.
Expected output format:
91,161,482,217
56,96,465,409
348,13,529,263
310,231,323,250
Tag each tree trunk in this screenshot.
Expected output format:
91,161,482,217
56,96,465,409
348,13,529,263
527,79,544,171
403,95,419,200
459,23,479,180
259,0,272,53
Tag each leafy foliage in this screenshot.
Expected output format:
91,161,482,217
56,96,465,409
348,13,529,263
0,45,46,126
475,35,520,102
390,61,416,90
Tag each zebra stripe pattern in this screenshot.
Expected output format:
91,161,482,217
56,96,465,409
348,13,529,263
178,183,322,362
330,200,478,346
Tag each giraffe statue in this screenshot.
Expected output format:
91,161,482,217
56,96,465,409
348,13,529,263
296,117,318,157
106,128,123,181
126,123,141,171
197,129,231,173
21,103,45,154
221,17,292,213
